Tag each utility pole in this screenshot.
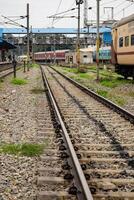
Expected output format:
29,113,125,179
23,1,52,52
53,34,56,65
123,8,125,17
27,3,30,71
96,0,100,81
75,0,83,70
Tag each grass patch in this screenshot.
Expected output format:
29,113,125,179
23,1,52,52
11,78,27,85
31,87,45,94
30,62,40,68
0,143,45,157
21,143,44,157
97,90,108,98
100,78,118,88
78,73,91,79
112,96,126,106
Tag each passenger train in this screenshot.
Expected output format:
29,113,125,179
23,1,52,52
112,14,134,79
34,50,69,63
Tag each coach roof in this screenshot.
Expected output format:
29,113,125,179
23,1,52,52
112,14,134,29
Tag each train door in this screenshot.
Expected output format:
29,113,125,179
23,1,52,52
111,28,118,64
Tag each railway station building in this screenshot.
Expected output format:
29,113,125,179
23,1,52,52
0,29,16,62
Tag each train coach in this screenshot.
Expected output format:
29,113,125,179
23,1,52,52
34,50,69,64
112,14,134,79
93,46,111,63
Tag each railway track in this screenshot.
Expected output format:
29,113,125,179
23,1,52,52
0,63,15,79
39,65,134,200
0,64,21,79
0,68,14,79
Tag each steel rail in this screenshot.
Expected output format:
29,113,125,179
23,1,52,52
0,65,12,73
0,70,14,79
40,66,93,200
50,66,134,124
0,66,21,79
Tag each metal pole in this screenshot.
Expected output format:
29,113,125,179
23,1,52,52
76,3,80,70
27,3,30,71
96,0,100,81
13,54,17,78
24,60,26,73
54,34,56,65
112,7,114,20
123,8,125,17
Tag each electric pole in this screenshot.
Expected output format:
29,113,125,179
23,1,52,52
96,0,100,81
27,3,30,71
75,0,83,70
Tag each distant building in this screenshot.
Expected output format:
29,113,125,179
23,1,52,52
65,48,93,65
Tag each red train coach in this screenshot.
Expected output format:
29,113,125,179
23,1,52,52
34,50,69,63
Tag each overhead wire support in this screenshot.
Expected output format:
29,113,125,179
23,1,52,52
48,7,77,18
2,15,27,29
75,0,83,71
48,16,77,19
96,0,100,81
2,4,30,72
26,3,30,71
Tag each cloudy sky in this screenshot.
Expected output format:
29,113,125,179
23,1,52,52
0,0,134,28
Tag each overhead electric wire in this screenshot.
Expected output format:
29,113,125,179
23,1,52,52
2,15,26,29
114,1,134,17
48,7,77,18
101,0,122,6
48,0,77,27
52,0,63,26
114,0,127,9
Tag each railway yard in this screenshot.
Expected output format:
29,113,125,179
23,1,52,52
0,64,134,200
0,1,134,200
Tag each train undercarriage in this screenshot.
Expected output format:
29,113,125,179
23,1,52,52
115,64,134,79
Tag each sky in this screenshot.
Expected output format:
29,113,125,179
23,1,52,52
0,0,134,29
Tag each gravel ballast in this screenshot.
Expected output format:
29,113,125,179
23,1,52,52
0,67,47,200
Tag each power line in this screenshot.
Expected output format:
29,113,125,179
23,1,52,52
48,7,77,18
114,1,134,17
52,0,63,26
101,0,120,6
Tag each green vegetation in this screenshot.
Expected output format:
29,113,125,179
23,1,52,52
54,65,134,108
78,73,90,79
11,78,27,85
100,78,118,88
97,90,108,98
100,77,133,88
60,67,78,74
0,143,45,157
30,62,40,68
110,96,126,106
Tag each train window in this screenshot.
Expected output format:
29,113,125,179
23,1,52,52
83,55,87,58
125,36,129,46
119,37,123,47
131,35,134,45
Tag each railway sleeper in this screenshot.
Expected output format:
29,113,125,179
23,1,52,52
36,191,76,200
93,191,134,199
